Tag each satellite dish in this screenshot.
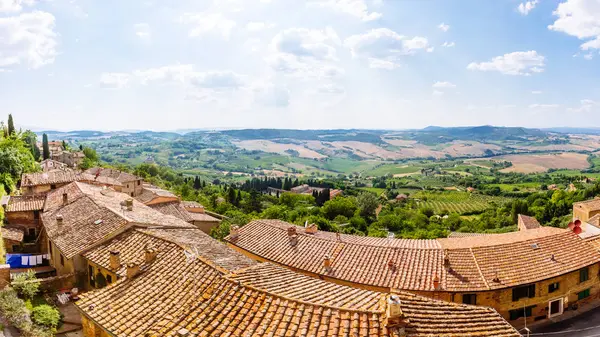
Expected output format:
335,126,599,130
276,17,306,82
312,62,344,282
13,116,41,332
575,219,582,227
574,226,583,235
568,222,575,230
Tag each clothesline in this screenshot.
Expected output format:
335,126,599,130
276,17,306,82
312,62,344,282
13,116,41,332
19,254,49,267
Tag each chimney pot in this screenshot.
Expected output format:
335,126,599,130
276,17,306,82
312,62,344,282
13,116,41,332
126,262,140,279
305,223,318,234
126,198,134,211
109,250,121,270
433,275,440,290
287,226,297,237
62,193,68,205
56,214,63,227
145,247,157,264
230,225,240,240
323,255,332,271
388,259,396,271
386,294,406,328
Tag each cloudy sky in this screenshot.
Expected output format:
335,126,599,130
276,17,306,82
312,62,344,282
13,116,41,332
1,0,600,131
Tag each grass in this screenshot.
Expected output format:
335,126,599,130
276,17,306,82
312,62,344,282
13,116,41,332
363,164,421,177
486,182,540,191
358,187,386,196
413,191,511,214
469,160,495,168
548,169,600,178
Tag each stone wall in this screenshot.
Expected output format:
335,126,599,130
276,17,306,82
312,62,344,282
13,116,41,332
0,264,10,289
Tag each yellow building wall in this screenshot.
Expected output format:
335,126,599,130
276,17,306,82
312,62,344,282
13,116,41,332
573,205,600,223
81,315,112,337
49,240,75,276
85,260,117,291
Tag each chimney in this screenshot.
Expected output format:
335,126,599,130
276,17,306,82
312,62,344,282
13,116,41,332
126,262,140,279
126,198,133,211
144,247,158,264
323,255,332,271
109,250,121,270
56,214,63,227
305,223,318,234
433,275,440,290
388,259,396,272
386,294,407,330
62,193,68,205
492,270,500,283
230,225,240,240
443,251,450,267
287,226,297,237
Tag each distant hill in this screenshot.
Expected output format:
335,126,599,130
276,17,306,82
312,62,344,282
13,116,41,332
406,126,549,144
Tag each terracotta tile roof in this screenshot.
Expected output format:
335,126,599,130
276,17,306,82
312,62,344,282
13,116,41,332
181,200,204,209
585,235,600,251
78,173,123,187
518,214,541,230
574,198,600,212
588,214,600,227
226,220,444,291
21,169,79,187
76,234,518,337
448,232,495,238
42,182,195,259
5,195,45,212
84,167,141,183
135,184,178,204
149,202,220,223
2,226,24,242
229,221,600,292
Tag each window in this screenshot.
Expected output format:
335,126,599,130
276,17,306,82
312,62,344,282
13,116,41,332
548,299,564,318
462,294,477,305
50,184,56,190
509,306,535,320
580,268,589,283
89,265,95,287
578,288,591,300
33,211,39,219
106,275,112,284
60,254,64,266
548,282,560,293
28,228,36,237
512,284,536,301
137,180,141,186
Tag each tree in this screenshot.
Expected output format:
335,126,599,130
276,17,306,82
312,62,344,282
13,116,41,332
357,192,379,218
7,114,15,136
42,133,49,160
193,176,201,190
321,196,357,220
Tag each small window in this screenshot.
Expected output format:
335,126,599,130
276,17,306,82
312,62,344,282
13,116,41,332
106,275,113,284
137,181,141,186
33,211,39,219
462,294,477,305
513,284,536,301
89,265,95,286
28,228,36,237
578,288,591,300
509,306,535,320
51,184,56,190
548,282,560,293
60,254,64,266
580,268,589,283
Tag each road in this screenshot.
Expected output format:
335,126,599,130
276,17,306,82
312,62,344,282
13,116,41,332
531,307,600,337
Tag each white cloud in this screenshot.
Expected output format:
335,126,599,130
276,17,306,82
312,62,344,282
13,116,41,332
100,73,131,89
432,90,444,96
531,90,542,94
0,11,58,69
0,0,34,13
309,0,382,21
189,70,246,89
467,51,545,76
517,0,539,15
344,28,431,69
317,83,345,94
583,53,594,60
134,23,151,40
270,27,340,61
548,0,600,51
252,81,291,107
441,41,455,48
433,81,456,89
132,64,195,85
181,12,236,39
246,21,275,32
438,23,450,32
568,99,598,113
529,103,560,109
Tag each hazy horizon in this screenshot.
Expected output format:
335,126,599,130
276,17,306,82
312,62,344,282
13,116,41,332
2,0,600,130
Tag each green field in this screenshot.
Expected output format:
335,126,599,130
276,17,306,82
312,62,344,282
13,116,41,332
364,164,421,177
486,182,540,191
413,191,511,214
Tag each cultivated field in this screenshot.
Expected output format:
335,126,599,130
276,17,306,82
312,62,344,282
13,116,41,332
233,140,326,159
414,191,511,214
496,153,590,173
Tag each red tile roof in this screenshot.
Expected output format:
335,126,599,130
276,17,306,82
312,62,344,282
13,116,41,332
5,195,45,212
517,214,541,230
148,202,219,223
2,226,24,242
228,220,600,292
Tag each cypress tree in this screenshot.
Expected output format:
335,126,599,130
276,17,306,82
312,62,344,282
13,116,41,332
42,133,50,160
7,114,15,135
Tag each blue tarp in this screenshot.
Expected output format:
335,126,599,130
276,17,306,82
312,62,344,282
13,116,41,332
6,253,32,268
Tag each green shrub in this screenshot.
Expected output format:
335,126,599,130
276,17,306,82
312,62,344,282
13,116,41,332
31,305,61,329
12,270,40,299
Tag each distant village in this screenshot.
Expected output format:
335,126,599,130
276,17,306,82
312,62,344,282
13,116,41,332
4,140,600,336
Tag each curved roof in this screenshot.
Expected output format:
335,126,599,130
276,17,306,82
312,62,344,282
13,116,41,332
227,220,600,292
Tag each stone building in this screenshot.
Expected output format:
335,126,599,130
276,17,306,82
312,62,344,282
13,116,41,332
226,219,600,328
574,198,600,223
1,195,46,252
84,167,143,197
51,150,85,168
40,159,68,171
20,169,123,195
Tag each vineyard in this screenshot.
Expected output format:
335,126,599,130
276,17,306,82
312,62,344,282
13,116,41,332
413,191,511,214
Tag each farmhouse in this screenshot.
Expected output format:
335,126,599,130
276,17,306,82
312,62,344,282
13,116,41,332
226,219,600,328
574,198,600,223
51,150,85,168
40,158,68,171
1,195,46,252
84,167,143,197
20,169,123,195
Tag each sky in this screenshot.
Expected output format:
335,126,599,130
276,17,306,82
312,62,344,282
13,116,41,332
1,0,600,131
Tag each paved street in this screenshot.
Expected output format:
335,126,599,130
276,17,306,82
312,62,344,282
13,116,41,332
532,307,600,337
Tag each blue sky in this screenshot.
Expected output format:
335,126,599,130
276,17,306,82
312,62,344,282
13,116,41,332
1,0,600,131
